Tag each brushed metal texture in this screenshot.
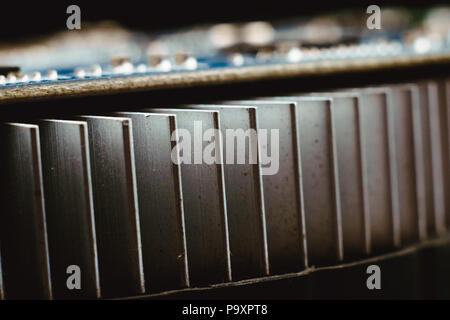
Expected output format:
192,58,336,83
432,79,450,232
390,86,427,244
77,116,144,298
37,119,100,299
282,97,343,265
144,109,231,286
0,123,52,299
441,78,450,230
114,112,189,292
299,92,370,258
358,88,401,252
417,82,447,236
223,101,308,273
246,98,344,266
186,105,269,280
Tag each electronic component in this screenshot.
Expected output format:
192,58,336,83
0,6,450,301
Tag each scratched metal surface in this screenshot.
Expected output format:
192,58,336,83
417,83,438,237
417,82,447,236
224,101,307,273
0,77,449,300
439,79,450,230
252,97,344,265
429,81,450,231
37,119,100,299
321,94,369,258
77,116,144,298
114,112,189,292
187,105,269,280
144,109,231,286
299,93,370,258
0,123,52,299
389,86,427,245
426,82,447,235
357,88,401,252
278,97,343,265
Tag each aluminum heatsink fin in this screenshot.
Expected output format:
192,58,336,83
296,92,370,259
186,105,269,280
77,116,144,298
417,82,448,236
438,78,450,230
239,98,344,266
37,119,100,299
114,112,189,293
0,123,52,299
222,101,308,273
355,88,401,253
145,108,231,286
283,97,343,265
389,85,427,244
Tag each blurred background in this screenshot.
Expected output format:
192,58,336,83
1,0,446,40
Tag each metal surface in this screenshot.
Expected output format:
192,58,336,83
301,93,370,258
224,101,308,273
144,109,231,286
114,112,189,292
390,86,427,244
37,119,100,299
427,82,448,234
1,77,449,300
357,88,401,252
0,123,52,299
186,105,269,280
435,79,450,231
442,78,450,229
77,116,144,298
417,82,447,236
272,97,343,265
248,98,344,265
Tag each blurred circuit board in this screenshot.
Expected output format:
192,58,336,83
0,6,449,102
